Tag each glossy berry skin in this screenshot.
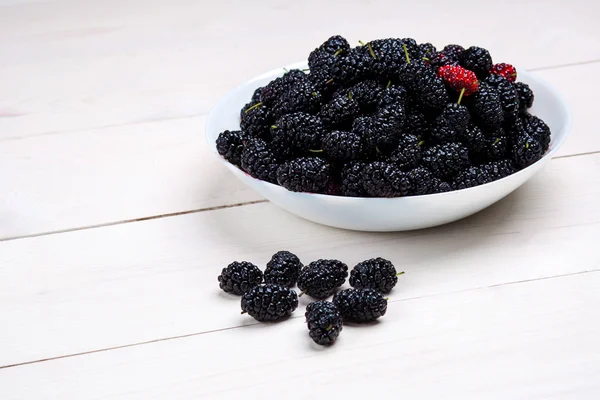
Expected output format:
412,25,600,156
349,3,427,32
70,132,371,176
218,261,263,295
241,284,298,322
350,257,399,293
454,159,516,190
515,82,535,112
485,74,519,121
216,130,248,166
297,259,348,299
407,167,435,195
438,65,479,96
523,113,551,152
471,82,504,129
271,112,325,157
512,134,543,168
388,134,422,171
460,46,493,79
277,157,330,193
320,93,361,128
422,142,471,179
333,288,388,322
240,102,272,140
340,162,368,197
322,130,364,162
489,63,517,82
362,162,411,197
305,301,343,346
240,139,280,184
264,251,303,287
442,44,465,62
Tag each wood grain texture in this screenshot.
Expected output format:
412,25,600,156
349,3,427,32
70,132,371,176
1,62,599,239
0,115,262,239
1,154,599,367
1,0,599,137
1,270,599,399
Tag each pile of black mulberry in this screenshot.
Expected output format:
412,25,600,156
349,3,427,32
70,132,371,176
218,251,403,345
216,36,551,196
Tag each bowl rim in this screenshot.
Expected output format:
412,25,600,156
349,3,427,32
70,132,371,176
206,61,572,201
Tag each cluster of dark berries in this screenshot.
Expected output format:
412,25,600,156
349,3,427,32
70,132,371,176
216,36,551,197
218,252,403,346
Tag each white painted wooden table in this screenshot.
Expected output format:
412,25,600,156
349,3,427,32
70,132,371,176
1,0,600,398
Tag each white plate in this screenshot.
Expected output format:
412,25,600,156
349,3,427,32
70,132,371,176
205,62,572,232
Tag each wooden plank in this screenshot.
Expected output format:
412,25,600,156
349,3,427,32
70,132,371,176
1,0,599,137
1,270,599,399
0,154,599,367
536,62,600,157
0,115,263,239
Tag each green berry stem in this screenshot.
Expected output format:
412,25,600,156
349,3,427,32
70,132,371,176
333,49,344,57
366,42,376,59
308,149,324,153
403,44,411,64
241,311,247,314
396,271,405,276
418,140,425,147
244,102,262,114
271,125,277,129
326,78,334,85
386,80,392,88
348,92,353,100
457,88,466,105
493,137,501,145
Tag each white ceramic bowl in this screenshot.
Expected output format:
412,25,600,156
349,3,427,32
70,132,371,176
205,61,571,232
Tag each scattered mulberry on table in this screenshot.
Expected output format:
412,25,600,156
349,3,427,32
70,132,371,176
264,251,303,287
332,288,388,322
218,261,263,295
350,257,399,293
241,284,298,322
305,301,344,345
297,259,349,299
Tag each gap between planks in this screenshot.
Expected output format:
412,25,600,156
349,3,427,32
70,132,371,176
1,149,599,243
1,267,597,371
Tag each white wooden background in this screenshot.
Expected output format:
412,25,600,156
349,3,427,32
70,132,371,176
1,0,600,398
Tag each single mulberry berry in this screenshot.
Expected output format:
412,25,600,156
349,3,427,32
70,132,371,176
515,82,534,113
523,113,551,152
407,167,434,195
241,284,298,322
348,80,386,112
340,162,368,197
240,138,280,183
297,259,349,299
418,42,437,58
471,82,504,129
272,80,322,119
422,142,471,179
427,52,460,69
305,301,343,346
438,65,479,97
320,92,361,128
485,74,519,121
512,134,543,168
350,258,401,293
458,123,488,159
259,70,309,106
353,115,400,154
322,130,364,162
404,108,430,138
271,112,325,156
489,63,517,82
460,46,493,79
485,135,511,160
218,261,263,295
277,157,330,193
362,161,410,197
308,35,350,61
216,130,249,166
378,86,408,109
333,288,388,322
240,102,272,140
264,251,303,287
331,46,374,86
442,44,465,62
368,38,409,78
388,134,422,171
409,63,450,109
